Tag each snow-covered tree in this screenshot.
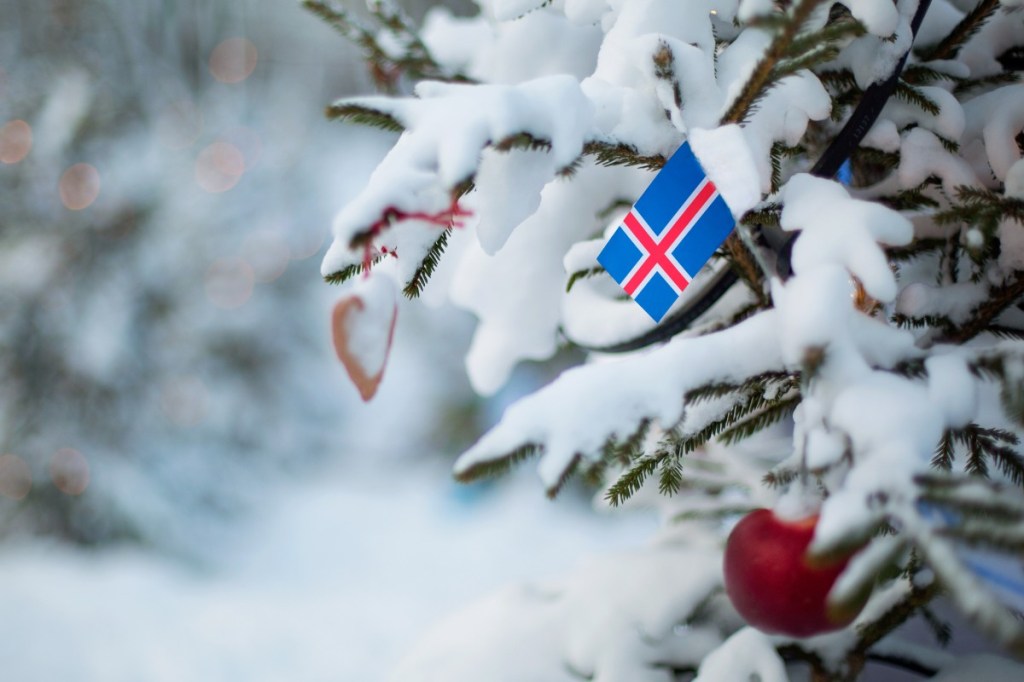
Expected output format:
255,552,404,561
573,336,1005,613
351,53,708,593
0,0,360,550
312,0,1024,678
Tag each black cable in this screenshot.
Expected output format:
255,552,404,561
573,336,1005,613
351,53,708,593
865,652,939,677
572,0,933,354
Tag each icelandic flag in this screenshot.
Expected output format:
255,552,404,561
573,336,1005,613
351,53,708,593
597,142,735,322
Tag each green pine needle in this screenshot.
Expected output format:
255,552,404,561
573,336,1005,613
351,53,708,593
403,228,451,299
606,457,660,506
566,267,605,293
455,443,541,484
323,256,384,286
894,82,942,116
326,103,404,132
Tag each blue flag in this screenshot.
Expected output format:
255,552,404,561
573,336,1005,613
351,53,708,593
597,142,736,322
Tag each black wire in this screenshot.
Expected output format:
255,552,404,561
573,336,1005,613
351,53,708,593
573,0,933,354
865,652,939,677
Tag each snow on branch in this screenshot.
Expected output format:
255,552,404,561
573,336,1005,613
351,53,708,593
454,311,785,495
320,75,592,284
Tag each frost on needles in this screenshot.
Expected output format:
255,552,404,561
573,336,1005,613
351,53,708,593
309,0,1024,679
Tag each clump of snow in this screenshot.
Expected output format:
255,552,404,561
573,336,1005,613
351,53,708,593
455,311,784,489
925,354,977,429
689,125,762,217
420,9,493,74
895,280,990,324
1005,159,1024,199
738,0,774,22
692,628,787,682
782,174,913,302
321,75,593,277
452,162,642,395
472,8,604,84
897,128,979,195
962,85,1024,182
472,147,556,254
392,543,724,682
837,0,914,88
838,0,901,36
877,85,966,145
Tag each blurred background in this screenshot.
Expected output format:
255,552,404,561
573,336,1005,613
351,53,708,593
0,0,655,678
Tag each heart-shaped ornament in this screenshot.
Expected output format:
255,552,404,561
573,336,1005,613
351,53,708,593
330,275,398,402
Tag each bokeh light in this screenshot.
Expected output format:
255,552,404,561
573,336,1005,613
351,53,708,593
0,454,32,500
0,120,33,164
205,258,255,309
50,448,89,496
156,99,203,150
209,37,258,84
59,163,101,210
159,375,208,427
223,126,263,169
290,226,327,261
242,230,290,282
195,140,245,193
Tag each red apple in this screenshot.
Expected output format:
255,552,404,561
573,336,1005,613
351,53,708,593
723,508,867,638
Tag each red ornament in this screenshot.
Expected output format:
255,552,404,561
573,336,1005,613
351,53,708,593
331,293,397,402
723,509,867,638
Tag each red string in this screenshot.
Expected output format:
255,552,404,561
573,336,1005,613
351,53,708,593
360,198,471,275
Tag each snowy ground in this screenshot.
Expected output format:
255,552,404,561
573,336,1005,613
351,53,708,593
0,465,656,681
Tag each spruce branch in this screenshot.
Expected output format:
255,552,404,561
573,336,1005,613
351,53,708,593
721,0,827,124
787,16,866,57
770,143,805,194
718,395,800,445
658,456,684,496
546,453,582,499
670,503,761,523
323,255,384,285
933,430,955,471
918,0,1001,62
939,518,1024,552
940,271,1024,344
652,40,683,113
303,0,467,88
881,190,941,213
854,580,943,656
606,456,660,506
818,68,859,92
771,45,842,81
937,187,1024,230
763,466,799,488
676,379,797,456
893,82,941,116
984,325,1024,341
953,71,1021,95
454,443,540,483
494,132,553,154
325,102,404,132
582,141,666,171
918,473,1024,519
722,234,769,304
901,64,958,86
402,228,451,298
938,424,1024,484
566,267,605,293
741,204,782,229
684,371,795,405
920,606,954,647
